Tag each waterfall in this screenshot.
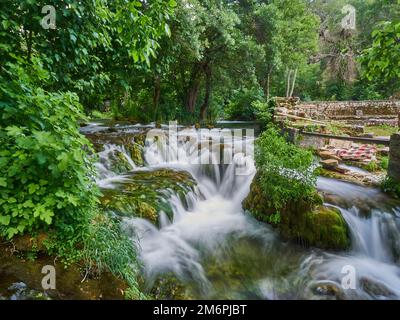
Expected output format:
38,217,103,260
91,123,400,300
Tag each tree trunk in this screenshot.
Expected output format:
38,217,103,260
289,68,298,97
265,71,271,99
286,69,292,98
200,66,212,121
153,75,161,120
185,64,203,113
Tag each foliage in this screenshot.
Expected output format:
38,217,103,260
253,99,275,124
361,20,400,96
0,0,175,109
225,87,265,121
83,214,145,299
365,161,379,172
0,56,98,240
380,156,389,171
266,212,281,225
255,125,317,211
381,176,400,198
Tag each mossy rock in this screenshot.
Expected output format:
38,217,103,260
243,175,323,223
101,169,196,224
243,176,349,250
280,206,350,250
150,275,193,300
86,131,147,167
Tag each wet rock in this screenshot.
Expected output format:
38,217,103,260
243,176,349,250
101,169,196,224
151,275,193,300
7,282,50,300
317,167,381,188
321,159,339,170
280,206,350,250
85,131,148,167
360,277,396,298
0,244,127,300
309,281,345,300
318,151,341,162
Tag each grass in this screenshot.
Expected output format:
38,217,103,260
82,213,146,299
89,110,114,120
366,125,399,137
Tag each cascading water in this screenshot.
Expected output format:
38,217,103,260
91,123,400,300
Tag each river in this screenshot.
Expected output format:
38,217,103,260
88,121,400,300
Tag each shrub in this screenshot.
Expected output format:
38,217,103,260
254,125,317,211
225,87,265,121
253,99,275,123
0,56,99,241
381,176,400,198
380,156,389,170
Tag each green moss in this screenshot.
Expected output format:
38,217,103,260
243,177,349,250
150,275,193,300
86,131,147,168
280,206,350,250
101,169,196,224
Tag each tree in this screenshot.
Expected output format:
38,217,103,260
0,0,175,108
361,21,400,96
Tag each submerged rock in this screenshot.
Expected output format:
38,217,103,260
243,176,350,250
0,244,126,300
309,281,345,300
360,277,396,298
150,275,194,300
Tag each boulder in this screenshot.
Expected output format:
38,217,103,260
242,176,350,250
321,159,339,170
318,150,341,161
101,169,196,224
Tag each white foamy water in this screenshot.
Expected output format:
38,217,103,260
90,124,400,299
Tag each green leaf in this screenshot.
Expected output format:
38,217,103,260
0,178,6,187
0,215,11,226
2,20,10,30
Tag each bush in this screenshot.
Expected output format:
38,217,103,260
381,176,400,198
0,56,99,241
380,156,389,170
254,125,317,211
225,87,265,121
253,99,274,123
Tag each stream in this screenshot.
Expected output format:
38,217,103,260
2,122,399,300
90,122,400,300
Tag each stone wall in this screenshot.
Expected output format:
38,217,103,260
295,100,400,126
388,133,400,183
